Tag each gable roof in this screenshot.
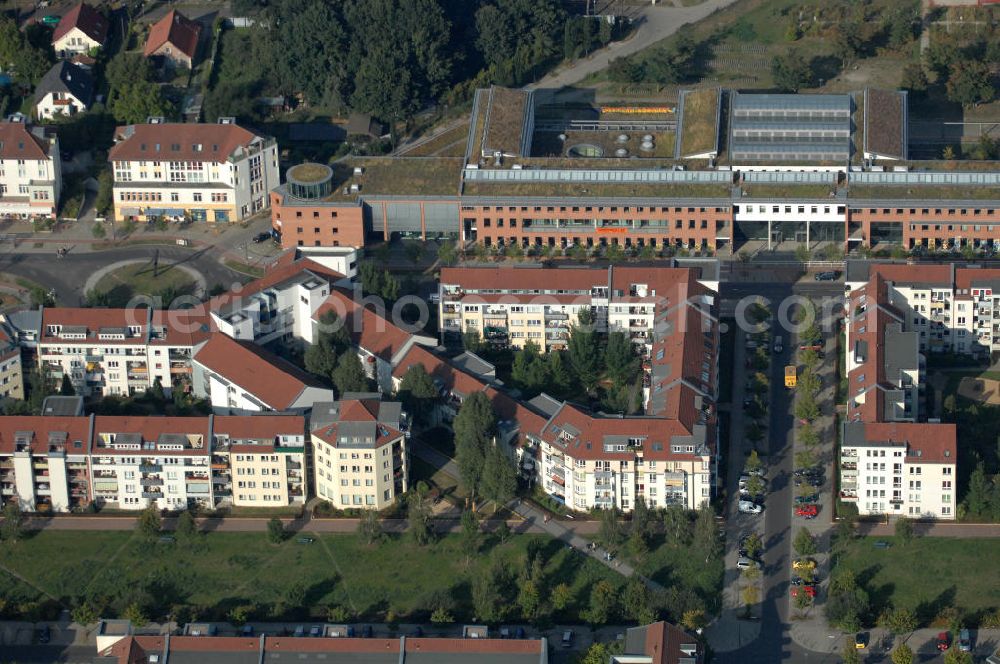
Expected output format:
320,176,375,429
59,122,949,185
34,61,94,107
52,3,108,44
193,334,325,410
109,122,262,163
313,289,423,362
0,122,50,161
144,9,202,60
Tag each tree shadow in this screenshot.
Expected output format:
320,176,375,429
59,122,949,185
915,585,957,626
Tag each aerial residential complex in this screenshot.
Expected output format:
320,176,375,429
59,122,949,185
0,254,720,515
839,262,978,519
269,85,1000,255
109,119,279,223
429,263,720,512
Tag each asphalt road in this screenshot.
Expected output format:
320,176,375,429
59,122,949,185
718,280,845,664
0,645,94,663
0,246,246,306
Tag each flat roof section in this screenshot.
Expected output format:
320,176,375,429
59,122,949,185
677,88,721,158
730,92,851,163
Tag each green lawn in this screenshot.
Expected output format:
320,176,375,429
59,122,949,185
834,537,1000,622
635,535,724,615
92,262,197,306
0,529,624,624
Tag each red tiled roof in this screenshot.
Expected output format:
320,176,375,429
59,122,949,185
441,266,610,293
193,334,323,410
52,3,108,44
311,398,403,448
40,307,149,343
92,415,210,455
313,289,415,361
955,267,1000,293
862,422,957,464
640,621,703,664
0,416,91,455
405,637,543,654
213,415,305,442
109,121,258,163
206,253,343,314
143,9,201,59
0,122,50,161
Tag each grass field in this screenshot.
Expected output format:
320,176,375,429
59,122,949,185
92,262,198,305
834,536,1000,623
0,530,625,624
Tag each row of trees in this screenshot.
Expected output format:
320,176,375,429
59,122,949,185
607,34,698,85
452,392,517,510
303,311,372,396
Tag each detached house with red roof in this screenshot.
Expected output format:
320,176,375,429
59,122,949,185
109,119,278,224
143,9,201,70
0,120,62,218
51,2,108,58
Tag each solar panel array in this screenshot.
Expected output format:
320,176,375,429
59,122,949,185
463,168,731,184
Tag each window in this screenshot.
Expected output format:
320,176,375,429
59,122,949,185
193,192,202,202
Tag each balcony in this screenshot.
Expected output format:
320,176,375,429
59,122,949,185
142,491,163,499
841,461,857,471
139,464,162,473
140,477,164,486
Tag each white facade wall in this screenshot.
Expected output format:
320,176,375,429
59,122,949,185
54,28,101,58
843,443,955,520
90,452,212,511
0,151,60,217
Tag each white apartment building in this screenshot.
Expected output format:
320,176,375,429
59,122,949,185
533,401,714,512
845,262,1000,357
0,416,91,512
310,396,408,510
0,413,310,513
192,333,333,414
0,121,61,218
109,119,279,223
89,416,215,510
212,415,306,507
34,308,208,398
841,421,957,520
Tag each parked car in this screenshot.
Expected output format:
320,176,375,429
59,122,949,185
873,540,892,549
854,632,869,649
41,14,60,25
792,559,816,571
790,584,817,598
738,500,762,514
515,627,525,639
241,625,254,637
252,231,272,243
309,625,322,638
293,625,305,637
937,632,951,651
806,476,823,488
789,576,804,586
773,335,784,354
959,629,971,652
794,494,819,505
412,626,424,638
795,505,819,518
736,556,758,569
815,271,838,281
561,630,574,648
361,625,373,638
296,537,315,544
37,625,50,644
748,467,766,477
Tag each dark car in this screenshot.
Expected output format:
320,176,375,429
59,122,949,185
959,628,971,652
815,271,838,281
515,627,525,639
242,625,254,637
807,476,823,488
795,494,819,504
252,231,272,243
37,625,51,644
361,625,373,638
412,626,424,638
309,625,322,638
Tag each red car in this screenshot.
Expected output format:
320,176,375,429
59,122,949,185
790,584,817,598
937,632,950,651
795,505,818,518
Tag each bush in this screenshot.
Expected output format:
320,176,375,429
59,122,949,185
91,223,106,239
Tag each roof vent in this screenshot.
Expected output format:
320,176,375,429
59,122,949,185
944,450,951,457
218,117,236,125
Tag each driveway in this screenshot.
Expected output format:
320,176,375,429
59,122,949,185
528,0,743,91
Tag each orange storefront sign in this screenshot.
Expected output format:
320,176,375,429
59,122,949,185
597,227,628,234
